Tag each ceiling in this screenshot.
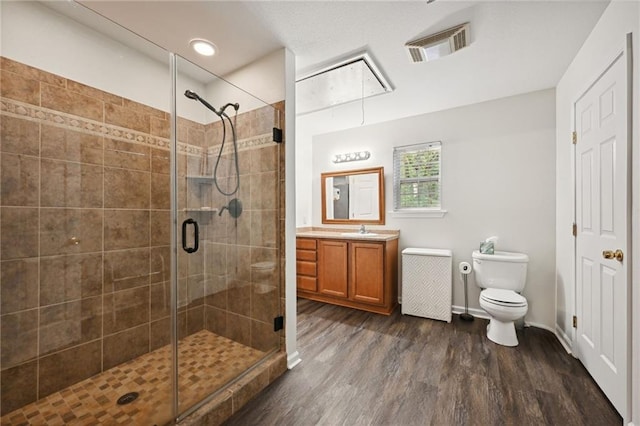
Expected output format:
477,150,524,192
78,0,609,124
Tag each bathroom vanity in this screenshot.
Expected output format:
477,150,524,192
296,228,399,315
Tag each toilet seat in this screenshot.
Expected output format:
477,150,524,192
480,288,527,308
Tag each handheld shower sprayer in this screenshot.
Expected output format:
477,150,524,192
184,90,221,116
184,90,241,196
184,90,239,118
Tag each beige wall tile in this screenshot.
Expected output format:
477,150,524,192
102,324,150,370
39,296,102,356
1,208,38,259
0,71,40,105
205,274,227,310
1,259,39,314
0,361,37,416
40,125,103,165
103,286,150,335
0,309,38,368
150,246,171,284
151,148,170,174
150,210,170,247
122,98,166,120
1,57,66,87
104,209,149,250
227,279,251,317
104,102,150,134
251,282,279,325
151,173,170,209
0,115,39,156
250,146,277,173
250,210,277,248
104,139,150,171
40,159,103,208
104,248,150,292
250,319,279,352
38,340,101,399
204,306,226,337
1,154,39,207
104,167,150,209
150,282,170,322
150,117,170,139
150,317,170,351
227,313,251,346
41,83,103,122
67,80,123,105
249,171,277,210
186,274,205,308
40,253,103,306
186,306,204,335
40,208,103,256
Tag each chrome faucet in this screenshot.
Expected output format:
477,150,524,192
359,224,366,234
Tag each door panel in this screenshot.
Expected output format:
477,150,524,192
350,242,384,305
317,240,348,297
574,52,628,418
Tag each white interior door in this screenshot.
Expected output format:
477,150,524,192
349,172,379,220
574,52,629,418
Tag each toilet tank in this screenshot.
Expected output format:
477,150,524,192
472,250,528,292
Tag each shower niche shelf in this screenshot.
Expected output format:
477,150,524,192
186,175,215,183
183,207,219,213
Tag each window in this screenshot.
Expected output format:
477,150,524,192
393,141,441,210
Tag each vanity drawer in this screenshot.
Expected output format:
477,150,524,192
296,260,317,277
297,276,317,292
296,238,317,250
296,249,316,262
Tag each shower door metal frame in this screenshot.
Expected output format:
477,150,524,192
169,52,180,422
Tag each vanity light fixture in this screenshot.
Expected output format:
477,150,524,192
332,151,371,163
190,39,216,57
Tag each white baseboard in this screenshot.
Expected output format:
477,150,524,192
553,324,573,355
287,351,301,369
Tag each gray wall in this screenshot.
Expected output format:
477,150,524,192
311,89,556,328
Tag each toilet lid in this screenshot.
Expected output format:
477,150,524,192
481,288,527,306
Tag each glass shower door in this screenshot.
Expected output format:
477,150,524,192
174,56,282,417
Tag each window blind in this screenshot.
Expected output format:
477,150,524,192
393,141,441,210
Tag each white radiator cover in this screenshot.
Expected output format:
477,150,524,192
401,248,453,322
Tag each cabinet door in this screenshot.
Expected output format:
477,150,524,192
350,242,384,305
317,240,348,298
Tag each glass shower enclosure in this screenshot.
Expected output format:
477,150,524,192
0,2,282,424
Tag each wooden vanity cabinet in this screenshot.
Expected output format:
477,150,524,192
296,238,318,292
297,237,398,315
317,240,348,298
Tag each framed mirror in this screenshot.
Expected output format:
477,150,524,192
321,167,385,224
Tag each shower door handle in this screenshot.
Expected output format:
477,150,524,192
181,218,199,253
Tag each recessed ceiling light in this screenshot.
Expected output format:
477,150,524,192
190,39,216,57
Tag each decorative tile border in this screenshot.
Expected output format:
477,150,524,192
1,97,275,157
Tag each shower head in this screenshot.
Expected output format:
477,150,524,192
184,89,221,116
184,90,199,100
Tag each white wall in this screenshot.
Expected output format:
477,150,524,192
311,89,556,329
555,1,639,423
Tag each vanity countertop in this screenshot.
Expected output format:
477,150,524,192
296,227,399,241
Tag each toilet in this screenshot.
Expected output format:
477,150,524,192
472,250,528,347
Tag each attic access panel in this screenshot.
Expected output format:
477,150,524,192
296,53,393,115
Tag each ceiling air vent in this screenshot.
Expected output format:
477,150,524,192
405,22,470,63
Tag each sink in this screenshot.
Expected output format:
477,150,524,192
341,232,379,237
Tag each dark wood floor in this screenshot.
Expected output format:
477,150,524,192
224,299,621,426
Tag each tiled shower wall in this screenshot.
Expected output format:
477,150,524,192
0,57,284,416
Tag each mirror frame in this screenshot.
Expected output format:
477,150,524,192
321,166,385,225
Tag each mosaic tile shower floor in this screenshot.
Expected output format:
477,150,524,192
1,330,265,426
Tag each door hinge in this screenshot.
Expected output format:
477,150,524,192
572,315,577,328
274,315,284,332
572,131,577,144
572,223,577,237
